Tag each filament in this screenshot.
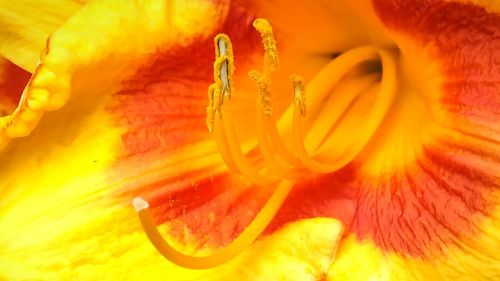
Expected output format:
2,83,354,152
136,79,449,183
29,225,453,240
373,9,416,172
291,47,397,173
132,180,294,269
215,103,278,185
304,73,380,151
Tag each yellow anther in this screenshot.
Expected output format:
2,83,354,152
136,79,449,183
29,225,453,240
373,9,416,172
291,75,306,116
207,34,235,132
213,55,229,96
252,18,279,74
249,70,272,117
208,84,224,131
213,34,235,99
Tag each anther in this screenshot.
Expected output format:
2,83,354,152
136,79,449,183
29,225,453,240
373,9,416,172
252,18,279,74
214,34,235,99
291,75,306,116
206,34,235,131
206,84,222,132
249,70,272,117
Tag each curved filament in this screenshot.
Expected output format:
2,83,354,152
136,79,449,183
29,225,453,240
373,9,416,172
291,47,397,173
133,180,294,269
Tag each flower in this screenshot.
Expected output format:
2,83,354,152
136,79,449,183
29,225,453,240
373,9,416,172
1,0,499,280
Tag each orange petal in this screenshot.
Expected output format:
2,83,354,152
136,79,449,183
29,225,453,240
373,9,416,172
328,1,500,280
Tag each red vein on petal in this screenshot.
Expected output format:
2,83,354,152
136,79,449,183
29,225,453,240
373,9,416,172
112,4,261,158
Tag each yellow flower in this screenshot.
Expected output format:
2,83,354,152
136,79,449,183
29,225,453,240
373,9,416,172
1,0,499,280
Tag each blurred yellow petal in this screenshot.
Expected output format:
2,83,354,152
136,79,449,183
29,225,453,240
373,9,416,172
0,0,86,72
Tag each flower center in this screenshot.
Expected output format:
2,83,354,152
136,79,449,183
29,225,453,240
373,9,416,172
134,18,398,269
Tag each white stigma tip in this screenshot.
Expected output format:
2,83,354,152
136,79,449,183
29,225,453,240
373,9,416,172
132,197,150,212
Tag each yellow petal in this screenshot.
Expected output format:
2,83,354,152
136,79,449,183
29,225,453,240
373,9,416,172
0,0,86,72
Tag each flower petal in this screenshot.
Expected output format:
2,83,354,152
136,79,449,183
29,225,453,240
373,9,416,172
2,0,499,280
0,0,86,72
327,0,500,280
0,0,350,279
238,0,395,54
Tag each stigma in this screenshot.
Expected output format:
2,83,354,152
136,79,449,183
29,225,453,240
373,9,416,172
134,18,398,269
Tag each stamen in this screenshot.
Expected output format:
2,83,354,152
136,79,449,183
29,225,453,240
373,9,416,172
252,18,279,75
291,75,306,116
248,70,272,117
215,103,278,185
255,108,304,179
250,70,303,179
249,19,304,171
206,34,235,131
138,18,399,271
133,180,294,269
214,34,234,99
208,33,281,185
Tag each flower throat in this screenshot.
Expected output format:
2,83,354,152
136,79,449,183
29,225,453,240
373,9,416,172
133,18,397,269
